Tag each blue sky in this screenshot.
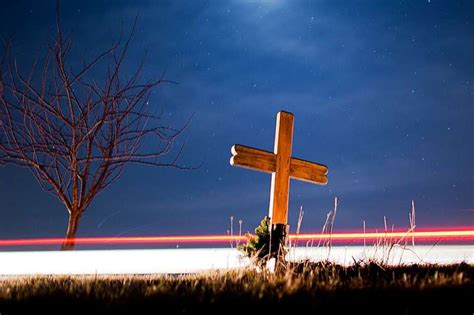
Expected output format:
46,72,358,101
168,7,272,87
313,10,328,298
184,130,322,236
0,0,472,244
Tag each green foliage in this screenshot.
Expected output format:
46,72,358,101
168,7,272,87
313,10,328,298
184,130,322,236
238,216,271,264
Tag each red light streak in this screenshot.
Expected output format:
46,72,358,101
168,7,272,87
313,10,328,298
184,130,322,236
0,228,472,247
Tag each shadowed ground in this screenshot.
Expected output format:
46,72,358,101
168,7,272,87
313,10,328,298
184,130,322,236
0,262,472,314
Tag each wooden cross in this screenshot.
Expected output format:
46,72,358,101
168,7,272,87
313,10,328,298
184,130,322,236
230,111,328,225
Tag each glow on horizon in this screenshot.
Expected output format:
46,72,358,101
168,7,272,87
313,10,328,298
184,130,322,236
0,228,472,247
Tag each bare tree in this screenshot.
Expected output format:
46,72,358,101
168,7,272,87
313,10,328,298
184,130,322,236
0,13,189,250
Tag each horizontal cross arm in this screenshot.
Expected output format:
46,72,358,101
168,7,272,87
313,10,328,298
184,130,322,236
290,158,328,185
230,144,328,184
230,144,276,173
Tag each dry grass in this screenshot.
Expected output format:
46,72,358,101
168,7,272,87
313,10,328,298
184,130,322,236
1,200,471,314
0,261,472,314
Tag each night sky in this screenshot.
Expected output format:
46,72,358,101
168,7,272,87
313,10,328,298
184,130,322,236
0,1,472,244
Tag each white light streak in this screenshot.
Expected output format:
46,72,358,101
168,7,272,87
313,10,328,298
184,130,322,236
0,245,472,276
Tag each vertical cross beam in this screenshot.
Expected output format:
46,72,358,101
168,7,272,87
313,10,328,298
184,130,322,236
269,111,294,225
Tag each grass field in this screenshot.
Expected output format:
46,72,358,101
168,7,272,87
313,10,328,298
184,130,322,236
0,261,472,315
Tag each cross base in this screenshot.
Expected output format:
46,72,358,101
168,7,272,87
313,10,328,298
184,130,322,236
270,223,289,260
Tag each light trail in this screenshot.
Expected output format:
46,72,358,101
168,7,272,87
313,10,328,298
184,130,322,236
0,228,472,247
0,246,473,275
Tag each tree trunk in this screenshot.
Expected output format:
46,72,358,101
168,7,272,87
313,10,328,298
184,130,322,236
61,212,81,250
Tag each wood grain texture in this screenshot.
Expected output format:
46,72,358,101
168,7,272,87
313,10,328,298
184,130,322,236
231,145,327,185
269,112,294,224
290,158,328,185
230,145,276,173
229,111,329,226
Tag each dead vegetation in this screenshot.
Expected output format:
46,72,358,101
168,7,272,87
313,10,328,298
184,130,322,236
0,261,472,314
